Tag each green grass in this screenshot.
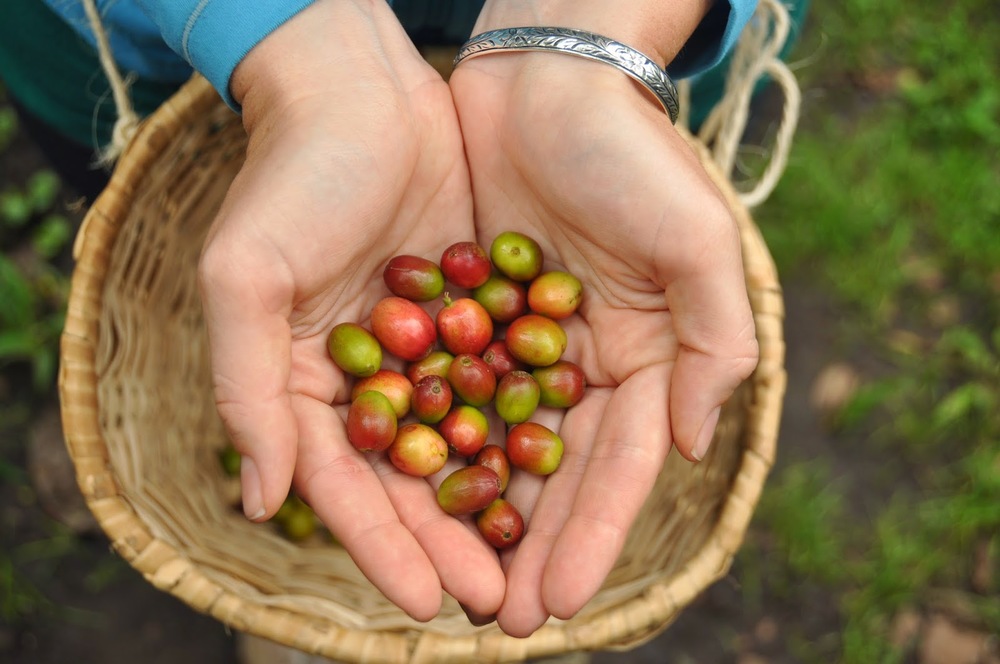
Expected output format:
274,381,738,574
743,0,1000,660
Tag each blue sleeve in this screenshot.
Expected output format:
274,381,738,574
134,0,316,109
668,0,759,78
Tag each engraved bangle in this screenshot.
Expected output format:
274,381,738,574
454,27,679,124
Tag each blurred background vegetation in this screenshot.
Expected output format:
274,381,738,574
1,0,998,662
743,0,999,661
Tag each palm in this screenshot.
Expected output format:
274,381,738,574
451,55,758,634
200,68,505,620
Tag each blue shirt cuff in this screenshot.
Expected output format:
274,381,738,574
668,0,758,79
137,0,316,110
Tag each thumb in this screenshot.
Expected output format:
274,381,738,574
665,220,759,462
199,235,298,520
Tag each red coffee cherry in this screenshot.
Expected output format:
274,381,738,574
438,404,489,457
473,444,511,492
383,254,445,302
370,296,437,362
410,375,453,424
476,498,524,549
481,340,526,379
532,360,586,408
436,296,494,356
506,422,564,476
446,353,497,407
440,241,492,289
437,466,502,516
346,391,397,453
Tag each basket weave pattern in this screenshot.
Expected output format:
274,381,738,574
59,75,786,663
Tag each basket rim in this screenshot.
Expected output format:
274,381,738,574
58,73,786,663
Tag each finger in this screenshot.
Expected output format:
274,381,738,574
496,397,605,637
370,455,507,617
541,369,669,620
292,395,443,622
662,203,759,461
199,236,297,521
495,520,554,637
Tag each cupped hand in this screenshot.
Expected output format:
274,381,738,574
450,54,760,635
197,1,504,622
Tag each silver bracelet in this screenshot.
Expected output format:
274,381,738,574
454,27,679,124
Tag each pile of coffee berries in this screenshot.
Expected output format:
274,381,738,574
328,231,586,550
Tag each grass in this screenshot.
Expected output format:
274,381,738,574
741,0,1000,660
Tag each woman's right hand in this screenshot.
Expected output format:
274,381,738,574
197,0,504,622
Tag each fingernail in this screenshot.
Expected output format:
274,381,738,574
693,406,721,461
241,456,266,521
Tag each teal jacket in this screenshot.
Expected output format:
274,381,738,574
43,0,759,108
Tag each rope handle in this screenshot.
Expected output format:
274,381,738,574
684,0,802,208
82,0,140,166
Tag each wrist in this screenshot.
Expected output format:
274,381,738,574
231,0,419,130
472,0,714,68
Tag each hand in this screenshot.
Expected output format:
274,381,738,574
450,51,759,635
197,0,504,621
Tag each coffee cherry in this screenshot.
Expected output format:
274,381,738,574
346,391,398,452
219,444,241,477
438,404,489,457
370,296,437,362
410,375,452,424
505,314,567,367
494,370,541,425
472,273,528,323
473,444,511,492
273,495,300,525
388,423,448,477
436,466,502,516
532,360,586,408
490,231,543,282
527,270,583,319
447,353,497,406
506,422,564,475
481,340,526,379
327,322,382,378
383,255,445,302
405,350,454,384
437,296,494,356
351,369,413,418
476,499,524,549
282,506,321,542
440,241,491,289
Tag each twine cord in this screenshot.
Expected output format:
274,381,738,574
687,0,802,208
81,0,140,165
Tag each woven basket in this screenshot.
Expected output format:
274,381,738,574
59,73,786,663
